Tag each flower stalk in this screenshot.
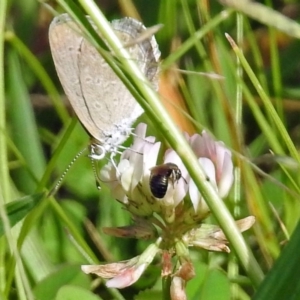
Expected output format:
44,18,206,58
82,123,256,297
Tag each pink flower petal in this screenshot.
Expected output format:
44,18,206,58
189,179,201,211
106,264,147,289
198,158,217,189
217,152,234,198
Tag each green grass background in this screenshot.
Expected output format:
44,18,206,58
1,0,300,299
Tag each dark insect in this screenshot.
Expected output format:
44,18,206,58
149,163,183,198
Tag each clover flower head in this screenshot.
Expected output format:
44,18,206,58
82,123,254,297
100,123,234,222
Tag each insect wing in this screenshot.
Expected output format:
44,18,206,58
49,14,97,139
49,14,160,145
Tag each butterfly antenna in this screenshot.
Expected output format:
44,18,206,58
48,148,87,197
90,158,102,190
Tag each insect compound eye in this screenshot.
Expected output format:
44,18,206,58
174,169,182,181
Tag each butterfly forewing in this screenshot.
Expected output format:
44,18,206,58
49,14,160,148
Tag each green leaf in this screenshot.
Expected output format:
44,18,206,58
187,262,230,300
34,264,91,300
0,192,45,236
200,269,231,300
56,285,103,300
253,220,300,300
